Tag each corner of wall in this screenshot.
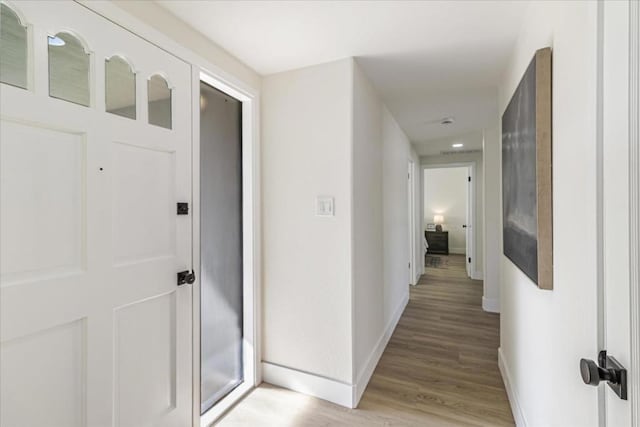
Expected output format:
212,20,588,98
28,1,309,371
348,56,357,389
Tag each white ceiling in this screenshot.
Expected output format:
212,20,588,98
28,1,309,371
414,131,484,157
157,0,528,148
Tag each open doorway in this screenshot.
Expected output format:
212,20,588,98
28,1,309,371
423,165,475,278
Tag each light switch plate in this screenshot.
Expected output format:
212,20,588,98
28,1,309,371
316,196,334,217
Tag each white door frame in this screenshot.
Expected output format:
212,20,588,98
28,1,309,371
76,2,262,426
629,2,640,422
408,160,416,285
195,71,259,426
422,161,478,279
465,165,473,279
597,0,640,424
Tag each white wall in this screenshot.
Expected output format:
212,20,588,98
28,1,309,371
262,59,354,383
353,60,415,404
497,2,599,426
381,107,413,322
381,107,415,320
424,167,468,254
352,60,385,388
483,126,501,312
421,152,484,279
262,58,416,407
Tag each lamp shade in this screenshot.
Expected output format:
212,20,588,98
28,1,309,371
433,215,444,224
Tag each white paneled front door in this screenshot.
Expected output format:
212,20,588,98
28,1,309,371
0,1,192,426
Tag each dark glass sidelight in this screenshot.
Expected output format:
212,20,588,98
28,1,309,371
199,81,243,414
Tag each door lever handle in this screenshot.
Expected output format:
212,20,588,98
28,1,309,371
177,270,196,286
580,359,616,385
580,350,627,400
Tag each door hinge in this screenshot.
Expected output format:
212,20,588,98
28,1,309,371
468,257,471,263
177,202,189,215
177,270,195,286
468,176,471,182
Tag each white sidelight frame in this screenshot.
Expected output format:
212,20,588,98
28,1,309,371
75,2,262,426
422,161,479,279
195,70,259,426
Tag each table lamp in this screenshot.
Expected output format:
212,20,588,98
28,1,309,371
433,215,444,232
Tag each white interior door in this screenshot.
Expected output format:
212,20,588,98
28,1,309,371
0,2,192,426
408,161,416,285
599,1,638,425
465,167,473,278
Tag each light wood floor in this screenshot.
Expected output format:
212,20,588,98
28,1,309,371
217,254,514,426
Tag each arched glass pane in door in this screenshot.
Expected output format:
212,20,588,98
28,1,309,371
0,3,28,89
106,56,136,119
148,74,172,129
48,32,90,106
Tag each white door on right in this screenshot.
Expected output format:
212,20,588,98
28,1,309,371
599,1,638,426
465,167,473,278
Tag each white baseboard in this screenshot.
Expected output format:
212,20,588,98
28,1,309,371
498,347,527,427
262,292,410,410
261,362,354,408
353,292,409,406
482,296,500,313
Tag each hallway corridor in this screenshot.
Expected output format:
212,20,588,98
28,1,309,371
218,255,514,426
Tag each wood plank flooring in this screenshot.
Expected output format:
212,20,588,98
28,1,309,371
217,254,514,426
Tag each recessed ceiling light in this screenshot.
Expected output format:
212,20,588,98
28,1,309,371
48,36,65,46
440,117,455,125
452,143,464,148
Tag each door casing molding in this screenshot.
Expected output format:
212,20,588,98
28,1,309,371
421,161,481,281
629,1,640,424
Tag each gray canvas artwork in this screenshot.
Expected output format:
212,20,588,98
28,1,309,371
502,55,538,283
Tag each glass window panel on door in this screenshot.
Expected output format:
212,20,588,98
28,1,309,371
105,56,136,119
0,3,28,89
48,32,90,106
148,74,171,129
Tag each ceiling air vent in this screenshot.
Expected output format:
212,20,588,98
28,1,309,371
440,149,482,155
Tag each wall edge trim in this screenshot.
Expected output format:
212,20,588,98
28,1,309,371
261,362,354,408
498,347,528,427
472,270,484,281
353,291,410,406
482,296,500,313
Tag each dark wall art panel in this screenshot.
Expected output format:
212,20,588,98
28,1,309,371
502,47,553,290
